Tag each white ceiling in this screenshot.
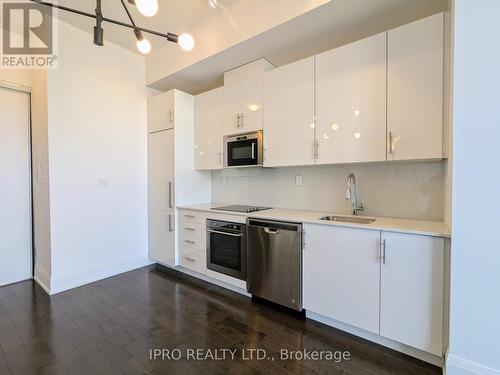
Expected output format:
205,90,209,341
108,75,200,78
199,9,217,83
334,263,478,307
55,0,236,53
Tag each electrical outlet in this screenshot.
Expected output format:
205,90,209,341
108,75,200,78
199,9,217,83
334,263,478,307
98,177,109,187
295,175,303,186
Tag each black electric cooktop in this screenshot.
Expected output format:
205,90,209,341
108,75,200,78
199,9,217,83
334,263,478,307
211,205,273,213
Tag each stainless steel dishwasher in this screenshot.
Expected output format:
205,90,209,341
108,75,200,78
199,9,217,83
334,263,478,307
246,219,303,311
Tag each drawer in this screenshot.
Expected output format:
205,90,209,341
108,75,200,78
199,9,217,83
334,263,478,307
179,221,205,237
179,248,206,274
179,210,206,225
179,232,205,251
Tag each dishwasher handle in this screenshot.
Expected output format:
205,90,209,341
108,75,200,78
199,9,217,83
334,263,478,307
248,219,302,232
264,227,279,234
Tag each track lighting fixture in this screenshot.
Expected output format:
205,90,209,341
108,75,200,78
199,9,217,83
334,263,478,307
29,0,195,54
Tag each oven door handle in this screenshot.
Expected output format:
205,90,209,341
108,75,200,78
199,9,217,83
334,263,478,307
207,229,242,237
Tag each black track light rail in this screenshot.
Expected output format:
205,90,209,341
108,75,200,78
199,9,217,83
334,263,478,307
29,0,179,43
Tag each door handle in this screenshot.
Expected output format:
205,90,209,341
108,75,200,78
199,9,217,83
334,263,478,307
168,181,173,208
251,143,256,159
168,214,173,232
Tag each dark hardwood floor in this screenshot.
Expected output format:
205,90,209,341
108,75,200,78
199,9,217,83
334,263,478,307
0,266,441,375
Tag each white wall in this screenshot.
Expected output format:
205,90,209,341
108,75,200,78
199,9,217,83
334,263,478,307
447,0,500,374
46,21,150,293
212,161,444,220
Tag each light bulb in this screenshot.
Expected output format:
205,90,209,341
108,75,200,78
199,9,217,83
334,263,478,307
208,0,218,9
136,0,158,17
136,38,151,54
178,33,195,51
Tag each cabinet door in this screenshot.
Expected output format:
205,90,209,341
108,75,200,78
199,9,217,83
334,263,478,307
316,33,386,164
223,77,263,134
148,90,174,133
304,224,381,334
195,87,224,170
148,130,174,210
387,13,443,160
263,57,315,167
380,232,444,355
149,209,175,265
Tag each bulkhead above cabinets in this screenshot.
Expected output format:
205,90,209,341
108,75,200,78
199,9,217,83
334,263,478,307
194,12,446,171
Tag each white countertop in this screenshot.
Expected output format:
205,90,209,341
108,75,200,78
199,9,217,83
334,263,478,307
177,203,450,238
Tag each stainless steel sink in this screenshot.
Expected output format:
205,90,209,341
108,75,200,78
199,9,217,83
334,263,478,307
319,215,376,224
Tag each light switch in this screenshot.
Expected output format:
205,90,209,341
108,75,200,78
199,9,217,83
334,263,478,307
295,175,303,186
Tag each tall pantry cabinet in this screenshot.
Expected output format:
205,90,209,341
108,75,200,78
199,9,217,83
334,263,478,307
148,89,210,266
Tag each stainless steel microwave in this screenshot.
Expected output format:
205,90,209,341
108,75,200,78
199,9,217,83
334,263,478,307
223,130,263,168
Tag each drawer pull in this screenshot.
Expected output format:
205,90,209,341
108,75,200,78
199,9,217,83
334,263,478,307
184,240,195,245
184,227,195,231
184,214,195,218
184,256,196,262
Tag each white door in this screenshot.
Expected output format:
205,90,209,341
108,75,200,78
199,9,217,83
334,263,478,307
148,130,174,210
223,77,263,134
148,130,175,265
387,13,443,160
380,232,444,355
0,87,32,286
304,224,381,334
316,33,386,164
148,90,174,133
194,87,224,170
263,57,315,167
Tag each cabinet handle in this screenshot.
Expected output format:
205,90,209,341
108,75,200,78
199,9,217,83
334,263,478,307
168,181,173,208
263,147,267,162
184,240,195,245
184,227,195,231
381,239,386,264
240,113,244,127
169,110,174,124
236,113,240,128
184,256,196,262
184,214,195,219
388,131,393,155
313,140,319,160
168,214,173,232
219,151,223,165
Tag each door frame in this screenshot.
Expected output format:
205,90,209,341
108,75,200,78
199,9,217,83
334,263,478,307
0,80,34,285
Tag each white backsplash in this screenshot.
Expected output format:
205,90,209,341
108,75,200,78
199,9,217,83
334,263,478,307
211,161,444,221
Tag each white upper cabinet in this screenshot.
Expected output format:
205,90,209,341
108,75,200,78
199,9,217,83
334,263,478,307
195,87,224,170
148,90,174,133
380,232,444,355
304,224,381,334
316,33,387,164
263,57,316,167
387,13,444,161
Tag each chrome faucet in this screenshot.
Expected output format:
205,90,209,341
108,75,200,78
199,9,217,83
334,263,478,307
345,173,364,215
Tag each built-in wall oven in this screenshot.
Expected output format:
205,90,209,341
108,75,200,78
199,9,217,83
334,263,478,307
206,219,246,280
224,130,263,168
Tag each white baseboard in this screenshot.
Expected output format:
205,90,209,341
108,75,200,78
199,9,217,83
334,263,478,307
49,257,154,295
307,311,444,367
446,354,500,375
34,264,51,293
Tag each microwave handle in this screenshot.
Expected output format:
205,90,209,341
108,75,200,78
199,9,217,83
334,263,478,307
252,142,256,159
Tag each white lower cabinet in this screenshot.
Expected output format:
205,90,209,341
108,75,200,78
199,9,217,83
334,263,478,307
149,209,175,266
380,231,444,355
304,224,381,334
179,247,207,274
304,224,444,356
177,209,207,275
